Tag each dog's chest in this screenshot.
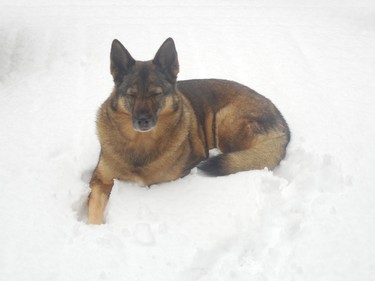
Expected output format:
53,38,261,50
107,138,189,186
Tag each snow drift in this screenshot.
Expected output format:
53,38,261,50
0,1,374,280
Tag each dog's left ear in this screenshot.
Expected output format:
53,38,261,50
153,38,179,81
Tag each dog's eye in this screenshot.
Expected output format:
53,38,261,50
125,91,137,98
125,93,136,98
150,91,163,98
125,87,137,98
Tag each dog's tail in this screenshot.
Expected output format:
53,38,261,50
198,130,290,176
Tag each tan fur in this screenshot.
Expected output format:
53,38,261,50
96,93,205,185
87,38,290,224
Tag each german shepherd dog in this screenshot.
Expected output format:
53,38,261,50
88,38,290,224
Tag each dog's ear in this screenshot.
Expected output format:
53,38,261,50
153,38,179,81
110,39,135,83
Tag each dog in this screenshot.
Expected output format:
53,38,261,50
88,38,290,224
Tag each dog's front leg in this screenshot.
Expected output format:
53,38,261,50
88,164,114,224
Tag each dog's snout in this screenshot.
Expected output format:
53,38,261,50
133,113,156,132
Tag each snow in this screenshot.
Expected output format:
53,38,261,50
1,0,375,280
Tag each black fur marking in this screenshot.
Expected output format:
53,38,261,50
250,114,278,134
110,93,119,111
131,155,151,167
138,65,150,91
197,154,228,176
212,113,217,148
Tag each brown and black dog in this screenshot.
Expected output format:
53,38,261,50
88,38,290,224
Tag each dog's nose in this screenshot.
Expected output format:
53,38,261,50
137,117,149,127
133,113,155,132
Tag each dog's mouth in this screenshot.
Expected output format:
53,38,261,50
132,116,157,132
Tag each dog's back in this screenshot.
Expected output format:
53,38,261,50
178,79,290,175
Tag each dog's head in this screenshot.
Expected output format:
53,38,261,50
109,38,180,132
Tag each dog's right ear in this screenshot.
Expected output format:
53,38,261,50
110,39,135,84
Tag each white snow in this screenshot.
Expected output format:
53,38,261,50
1,0,375,280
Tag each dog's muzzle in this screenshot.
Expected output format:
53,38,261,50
132,114,156,132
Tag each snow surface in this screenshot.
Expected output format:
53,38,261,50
1,0,375,280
